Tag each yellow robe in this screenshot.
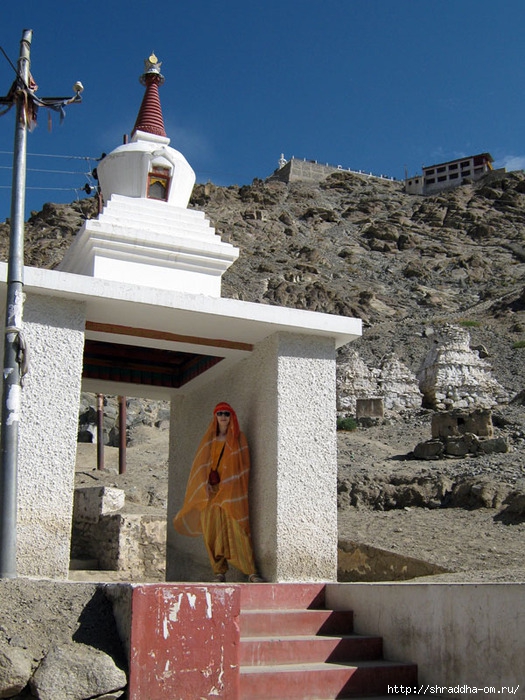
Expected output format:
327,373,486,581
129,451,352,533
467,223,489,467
173,417,256,575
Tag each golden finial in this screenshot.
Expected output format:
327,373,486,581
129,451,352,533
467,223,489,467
140,53,164,85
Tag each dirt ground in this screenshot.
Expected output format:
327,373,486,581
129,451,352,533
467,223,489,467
337,406,525,582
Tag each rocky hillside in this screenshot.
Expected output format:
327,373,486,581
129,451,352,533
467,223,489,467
2,167,523,399
0,171,525,396
196,170,525,397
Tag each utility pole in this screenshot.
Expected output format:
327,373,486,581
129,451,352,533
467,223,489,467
0,30,82,578
0,29,32,579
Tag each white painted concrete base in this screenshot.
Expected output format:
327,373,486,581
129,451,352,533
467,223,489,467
16,294,86,578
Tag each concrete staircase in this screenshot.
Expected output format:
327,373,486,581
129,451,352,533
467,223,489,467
239,583,418,699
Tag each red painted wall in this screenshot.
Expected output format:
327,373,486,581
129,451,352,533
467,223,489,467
127,584,241,700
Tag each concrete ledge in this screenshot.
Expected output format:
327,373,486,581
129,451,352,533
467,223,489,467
74,487,126,523
338,540,450,581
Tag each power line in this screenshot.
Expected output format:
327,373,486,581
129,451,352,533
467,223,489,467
0,150,98,200
0,45,18,78
0,165,92,175
0,185,84,191
0,150,97,161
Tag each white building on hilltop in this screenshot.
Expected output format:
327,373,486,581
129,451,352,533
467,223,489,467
405,152,496,195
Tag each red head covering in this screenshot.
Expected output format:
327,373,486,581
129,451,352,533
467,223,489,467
213,402,240,439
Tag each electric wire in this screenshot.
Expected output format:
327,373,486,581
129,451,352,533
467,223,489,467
0,166,91,175
0,149,99,202
0,150,97,160
0,45,18,77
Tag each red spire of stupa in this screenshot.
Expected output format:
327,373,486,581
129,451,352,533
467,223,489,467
132,53,167,138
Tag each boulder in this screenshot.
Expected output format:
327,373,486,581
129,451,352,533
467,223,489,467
501,491,525,516
30,643,126,700
451,479,513,509
413,439,444,460
0,640,33,699
479,436,509,454
444,433,480,457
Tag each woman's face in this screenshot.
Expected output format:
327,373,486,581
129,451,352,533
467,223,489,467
216,411,231,433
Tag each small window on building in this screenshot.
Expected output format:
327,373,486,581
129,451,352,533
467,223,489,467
147,166,171,201
425,168,435,175
449,163,458,170
449,173,459,179
425,177,435,184
437,166,446,173
438,175,447,182
461,160,470,168
462,170,471,176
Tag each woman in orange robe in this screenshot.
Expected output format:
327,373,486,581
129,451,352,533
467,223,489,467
173,402,263,582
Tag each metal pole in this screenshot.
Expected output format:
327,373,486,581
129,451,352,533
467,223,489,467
118,396,126,475
0,29,32,579
96,394,105,471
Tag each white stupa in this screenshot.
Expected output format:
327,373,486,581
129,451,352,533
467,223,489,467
59,54,238,296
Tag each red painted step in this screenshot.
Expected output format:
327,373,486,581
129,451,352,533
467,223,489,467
240,608,355,637
239,583,419,699
240,582,326,610
241,633,383,665
240,659,418,699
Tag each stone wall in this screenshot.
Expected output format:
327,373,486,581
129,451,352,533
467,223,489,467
413,409,508,460
71,486,166,580
269,159,345,184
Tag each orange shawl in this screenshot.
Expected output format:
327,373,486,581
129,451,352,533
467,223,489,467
173,403,251,537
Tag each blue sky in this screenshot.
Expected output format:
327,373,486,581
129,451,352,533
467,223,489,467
1,0,525,220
